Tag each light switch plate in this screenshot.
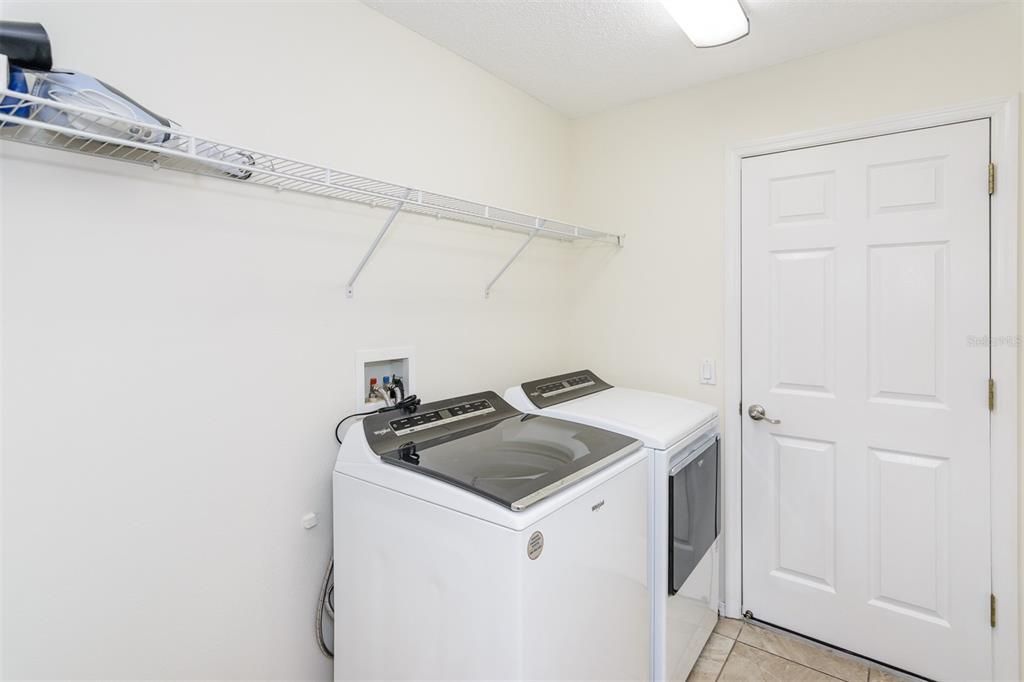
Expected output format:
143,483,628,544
700,359,716,385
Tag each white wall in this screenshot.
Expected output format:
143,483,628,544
0,1,579,679
564,0,1022,672
565,2,1020,415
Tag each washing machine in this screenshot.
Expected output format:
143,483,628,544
333,390,651,681
505,371,720,682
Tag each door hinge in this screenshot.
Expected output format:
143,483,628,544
989,162,996,195
991,593,997,628
988,378,996,411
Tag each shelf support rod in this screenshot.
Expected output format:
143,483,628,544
485,223,541,299
346,188,411,298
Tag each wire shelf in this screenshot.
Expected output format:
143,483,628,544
0,85,623,247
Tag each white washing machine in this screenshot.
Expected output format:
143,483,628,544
333,390,651,681
505,372,720,682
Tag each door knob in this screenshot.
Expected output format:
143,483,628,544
748,404,781,424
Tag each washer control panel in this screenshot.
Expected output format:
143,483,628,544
522,369,612,408
362,391,518,457
389,399,496,436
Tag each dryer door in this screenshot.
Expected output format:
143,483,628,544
668,436,719,593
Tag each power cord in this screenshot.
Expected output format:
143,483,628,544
333,394,422,444
334,409,379,445
394,394,420,414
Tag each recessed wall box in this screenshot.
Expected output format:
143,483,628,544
354,347,415,412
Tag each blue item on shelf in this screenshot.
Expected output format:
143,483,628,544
0,65,255,180
0,66,31,119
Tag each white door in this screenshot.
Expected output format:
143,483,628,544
741,120,991,681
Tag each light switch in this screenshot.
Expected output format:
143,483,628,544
700,359,716,385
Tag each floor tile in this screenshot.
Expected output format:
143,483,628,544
869,668,916,681
738,623,868,682
719,642,842,681
713,617,743,639
719,642,841,681
686,633,735,682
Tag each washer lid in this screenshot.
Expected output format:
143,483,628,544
364,392,640,510
531,386,718,451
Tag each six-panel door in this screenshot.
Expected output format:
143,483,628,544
740,120,991,681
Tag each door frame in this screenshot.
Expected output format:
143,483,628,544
722,96,1020,679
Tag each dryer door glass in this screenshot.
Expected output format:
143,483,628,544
668,437,719,593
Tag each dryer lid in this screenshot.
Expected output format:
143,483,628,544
528,386,718,451
362,392,641,510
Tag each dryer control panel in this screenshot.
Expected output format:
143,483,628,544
521,369,613,408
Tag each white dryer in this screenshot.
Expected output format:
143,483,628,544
333,391,651,681
505,372,720,682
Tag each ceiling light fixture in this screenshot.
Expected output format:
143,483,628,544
660,0,749,48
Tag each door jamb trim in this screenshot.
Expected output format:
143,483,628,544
722,96,1020,679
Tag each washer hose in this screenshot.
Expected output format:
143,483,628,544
316,556,334,658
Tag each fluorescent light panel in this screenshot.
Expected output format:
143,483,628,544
660,0,749,48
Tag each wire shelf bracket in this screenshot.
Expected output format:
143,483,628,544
485,224,540,299
0,61,624,298
346,188,411,298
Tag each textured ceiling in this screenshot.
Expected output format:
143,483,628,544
364,0,1001,118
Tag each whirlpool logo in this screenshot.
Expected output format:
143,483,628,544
591,500,605,512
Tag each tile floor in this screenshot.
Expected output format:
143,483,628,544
687,618,918,682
